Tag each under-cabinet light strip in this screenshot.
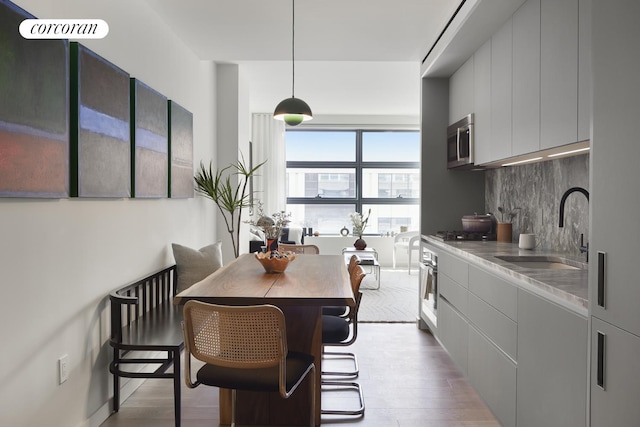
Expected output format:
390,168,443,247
547,147,591,157
502,157,543,167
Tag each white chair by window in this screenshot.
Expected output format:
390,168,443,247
392,231,420,274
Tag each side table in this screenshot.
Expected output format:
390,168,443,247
342,247,380,290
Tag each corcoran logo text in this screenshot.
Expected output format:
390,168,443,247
19,19,109,39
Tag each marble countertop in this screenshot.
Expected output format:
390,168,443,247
424,236,589,316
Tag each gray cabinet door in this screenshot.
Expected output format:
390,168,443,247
590,0,640,337
591,318,640,426
517,290,587,427
490,17,513,160
468,325,517,427
512,0,540,156
438,298,468,375
540,0,578,148
473,39,492,165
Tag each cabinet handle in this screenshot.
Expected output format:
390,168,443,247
597,331,606,390
597,251,606,308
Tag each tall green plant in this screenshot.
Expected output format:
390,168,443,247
194,154,265,258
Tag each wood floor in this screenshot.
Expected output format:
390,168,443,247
100,323,500,427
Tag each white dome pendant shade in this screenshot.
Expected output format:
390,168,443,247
273,0,312,126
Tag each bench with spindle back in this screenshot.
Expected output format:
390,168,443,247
109,264,183,427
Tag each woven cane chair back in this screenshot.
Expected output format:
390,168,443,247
183,301,286,370
278,243,320,254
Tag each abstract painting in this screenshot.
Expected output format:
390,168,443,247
168,100,193,198
70,43,130,197
0,0,69,197
131,78,168,198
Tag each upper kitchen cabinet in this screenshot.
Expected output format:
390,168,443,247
512,0,540,156
540,0,578,149
449,56,474,124
473,39,492,165
490,18,513,161
577,0,591,142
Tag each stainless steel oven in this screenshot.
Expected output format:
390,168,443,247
447,113,474,169
418,238,438,331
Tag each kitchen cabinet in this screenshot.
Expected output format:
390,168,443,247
464,38,494,165
467,266,517,360
517,289,587,427
449,56,474,124
438,298,468,375
468,325,517,427
590,318,640,426
577,0,591,142
437,248,517,426
490,17,512,161
589,2,640,425
473,39,491,165
438,251,469,374
511,0,540,156
540,0,578,148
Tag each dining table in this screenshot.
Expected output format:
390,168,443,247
173,252,355,426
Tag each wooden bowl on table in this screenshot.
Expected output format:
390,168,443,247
255,251,296,273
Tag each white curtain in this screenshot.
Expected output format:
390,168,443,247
251,113,286,216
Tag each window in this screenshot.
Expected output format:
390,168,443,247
285,130,420,235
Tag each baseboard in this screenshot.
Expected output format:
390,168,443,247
82,377,146,427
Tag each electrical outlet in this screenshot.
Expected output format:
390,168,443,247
58,354,69,384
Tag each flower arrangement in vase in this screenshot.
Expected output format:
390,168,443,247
246,202,291,252
349,209,371,249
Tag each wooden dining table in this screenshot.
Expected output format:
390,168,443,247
173,252,355,426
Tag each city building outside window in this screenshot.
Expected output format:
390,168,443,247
285,129,420,235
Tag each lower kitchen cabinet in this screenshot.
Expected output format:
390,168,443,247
517,290,587,427
438,297,468,375
468,325,517,427
591,317,640,426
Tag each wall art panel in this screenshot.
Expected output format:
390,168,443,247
130,78,168,198
168,100,193,198
0,0,69,197
70,42,130,197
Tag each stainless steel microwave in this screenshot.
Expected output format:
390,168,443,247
447,113,474,169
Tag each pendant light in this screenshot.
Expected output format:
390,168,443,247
273,0,312,126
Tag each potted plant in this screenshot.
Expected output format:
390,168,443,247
349,209,371,249
246,203,292,252
496,206,521,243
194,154,265,258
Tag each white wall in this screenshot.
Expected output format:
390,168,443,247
0,1,216,426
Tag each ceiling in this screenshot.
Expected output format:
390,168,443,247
144,0,463,117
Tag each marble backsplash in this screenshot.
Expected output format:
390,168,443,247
485,154,590,255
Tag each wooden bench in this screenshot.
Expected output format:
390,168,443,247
109,265,183,427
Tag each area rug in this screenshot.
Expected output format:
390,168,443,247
357,268,419,323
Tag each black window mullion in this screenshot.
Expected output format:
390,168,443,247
355,130,363,214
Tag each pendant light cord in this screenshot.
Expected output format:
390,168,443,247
291,0,295,98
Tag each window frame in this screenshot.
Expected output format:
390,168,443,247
286,129,420,215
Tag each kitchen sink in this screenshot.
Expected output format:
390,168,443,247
494,255,584,270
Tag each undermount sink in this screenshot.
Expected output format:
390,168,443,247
495,255,584,270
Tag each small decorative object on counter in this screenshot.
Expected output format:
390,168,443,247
496,206,520,243
255,250,296,273
340,226,349,236
353,238,367,250
497,223,513,243
313,230,320,236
